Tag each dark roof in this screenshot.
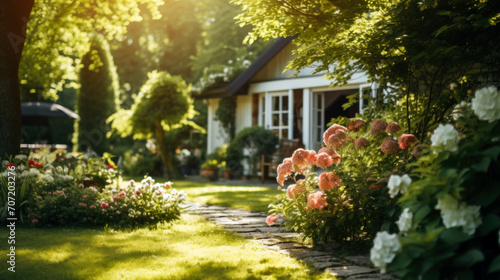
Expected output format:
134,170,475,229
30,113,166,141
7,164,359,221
196,36,295,99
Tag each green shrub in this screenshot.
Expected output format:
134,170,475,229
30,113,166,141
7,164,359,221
268,118,418,246
371,86,500,279
227,126,279,177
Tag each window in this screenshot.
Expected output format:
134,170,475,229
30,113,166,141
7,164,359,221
258,92,293,139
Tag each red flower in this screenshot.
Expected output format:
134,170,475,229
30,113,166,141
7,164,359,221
371,184,383,189
113,196,118,202
398,134,418,149
165,182,171,189
106,164,115,169
27,159,35,166
90,205,96,209
6,163,14,168
119,190,126,198
100,202,109,209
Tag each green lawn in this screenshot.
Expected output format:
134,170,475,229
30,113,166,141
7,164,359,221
0,215,335,280
125,177,282,212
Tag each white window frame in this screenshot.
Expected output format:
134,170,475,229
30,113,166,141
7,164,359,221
312,92,325,151
258,91,294,139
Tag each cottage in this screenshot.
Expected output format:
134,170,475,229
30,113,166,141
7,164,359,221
199,36,373,156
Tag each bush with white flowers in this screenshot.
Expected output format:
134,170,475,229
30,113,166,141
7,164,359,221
371,86,500,279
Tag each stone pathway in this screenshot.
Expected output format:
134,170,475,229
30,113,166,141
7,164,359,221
183,201,398,280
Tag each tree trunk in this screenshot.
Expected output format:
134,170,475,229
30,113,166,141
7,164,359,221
0,1,34,158
155,120,174,177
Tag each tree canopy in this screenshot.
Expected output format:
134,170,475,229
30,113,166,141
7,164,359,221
232,0,500,138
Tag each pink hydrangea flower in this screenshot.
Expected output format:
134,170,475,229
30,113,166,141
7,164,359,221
307,191,328,210
79,203,87,207
381,137,400,155
32,219,38,224
82,195,87,199
323,125,349,150
316,152,334,169
348,120,365,132
286,184,297,199
100,202,110,209
386,122,401,133
398,134,418,149
318,172,342,191
132,196,137,201
135,190,142,196
129,180,135,186
266,214,279,226
90,205,96,209
276,157,293,185
371,120,388,135
165,182,172,189
354,138,370,149
113,196,118,202
292,149,316,168
47,192,52,195
119,190,126,198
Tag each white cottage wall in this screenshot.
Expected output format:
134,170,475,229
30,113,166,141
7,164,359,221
206,98,229,154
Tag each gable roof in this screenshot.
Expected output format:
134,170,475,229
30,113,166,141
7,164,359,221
196,36,295,99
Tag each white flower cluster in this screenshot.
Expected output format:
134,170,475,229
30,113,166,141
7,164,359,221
450,101,470,121
29,168,40,177
431,124,459,153
435,194,482,235
370,231,401,273
59,175,74,182
471,86,500,122
42,174,54,184
14,155,27,161
396,208,413,233
387,174,411,198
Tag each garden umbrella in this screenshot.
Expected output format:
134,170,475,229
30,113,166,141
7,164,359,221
21,102,79,142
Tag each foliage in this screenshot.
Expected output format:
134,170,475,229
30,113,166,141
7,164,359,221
214,97,236,140
74,34,119,155
373,86,500,279
192,0,270,91
268,118,419,246
372,87,500,279
232,0,500,139
226,126,279,177
19,0,163,100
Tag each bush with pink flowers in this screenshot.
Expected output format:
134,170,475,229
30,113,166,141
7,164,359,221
267,118,420,246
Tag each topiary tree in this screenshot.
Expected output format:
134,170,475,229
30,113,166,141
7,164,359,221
108,71,201,177
74,34,119,155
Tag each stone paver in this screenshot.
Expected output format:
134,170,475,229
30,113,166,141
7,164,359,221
183,201,397,279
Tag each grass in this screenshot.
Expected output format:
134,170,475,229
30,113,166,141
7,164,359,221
125,176,282,212
0,215,336,280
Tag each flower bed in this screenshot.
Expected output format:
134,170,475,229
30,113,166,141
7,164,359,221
0,152,186,228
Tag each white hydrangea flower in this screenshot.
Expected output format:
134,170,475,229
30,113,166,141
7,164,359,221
387,174,412,198
2,160,9,166
14,154,27,161
29,168,40,177
435,194,482,235
431,124,459,153
370,231,401,273
42,174,54,184
396,208,413,233
471,86,500,122
60,175,74,182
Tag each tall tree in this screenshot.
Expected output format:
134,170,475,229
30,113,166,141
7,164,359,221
0,0,34,157
74,34,119,155
0,0,163,158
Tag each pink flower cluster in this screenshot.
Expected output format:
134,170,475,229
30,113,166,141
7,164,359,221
323,125,349,150
266,214,279,226
307,191,328,210
318,172,342,191
286,181,307,199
